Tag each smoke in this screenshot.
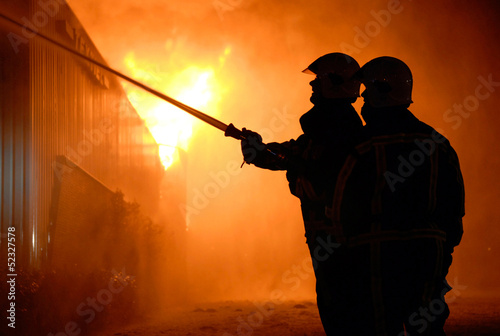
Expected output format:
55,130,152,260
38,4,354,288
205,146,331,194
67,0,500,303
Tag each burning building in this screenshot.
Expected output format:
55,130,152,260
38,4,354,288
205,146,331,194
0,0,166,270
0,0,188,333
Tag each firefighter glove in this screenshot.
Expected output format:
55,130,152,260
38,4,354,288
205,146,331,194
241,128,266,163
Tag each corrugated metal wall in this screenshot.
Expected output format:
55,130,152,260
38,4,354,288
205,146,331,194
0,0,31,269
1,0,163,269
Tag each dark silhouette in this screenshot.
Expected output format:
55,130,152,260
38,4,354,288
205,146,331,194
326,56,465,335
240,53,363,334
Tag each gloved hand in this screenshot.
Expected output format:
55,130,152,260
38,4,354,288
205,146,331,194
241,128,265,163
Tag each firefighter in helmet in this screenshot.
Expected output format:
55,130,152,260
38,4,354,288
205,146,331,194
326,56,465,335
240,52,363,334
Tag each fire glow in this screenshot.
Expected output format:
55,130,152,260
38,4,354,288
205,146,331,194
122,49,229,169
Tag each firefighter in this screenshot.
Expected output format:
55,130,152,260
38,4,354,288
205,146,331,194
240,52,363,334
327,56,465,335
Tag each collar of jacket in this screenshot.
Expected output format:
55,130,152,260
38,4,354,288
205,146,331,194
300,100,361,139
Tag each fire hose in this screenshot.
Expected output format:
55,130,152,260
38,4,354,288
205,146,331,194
0,12,244,140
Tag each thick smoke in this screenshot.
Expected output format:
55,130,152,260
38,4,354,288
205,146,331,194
67,0,500,302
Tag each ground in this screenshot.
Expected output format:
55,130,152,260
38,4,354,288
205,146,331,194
97,295,500,336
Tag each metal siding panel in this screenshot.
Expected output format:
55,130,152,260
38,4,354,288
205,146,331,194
0,0,33,267
2,0,163,269
0,104,3,229
1,107,14,229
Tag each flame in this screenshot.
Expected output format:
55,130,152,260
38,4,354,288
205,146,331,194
122,49,229,169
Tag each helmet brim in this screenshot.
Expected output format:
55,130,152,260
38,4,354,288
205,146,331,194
302,68,315,75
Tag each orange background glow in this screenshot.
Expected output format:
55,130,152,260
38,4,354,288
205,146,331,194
67,0,500,301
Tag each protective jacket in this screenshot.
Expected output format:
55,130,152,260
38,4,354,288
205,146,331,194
328,107,464,250
247,101,362,241
326,107,465,335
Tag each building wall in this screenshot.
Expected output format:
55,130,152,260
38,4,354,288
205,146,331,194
0,0,164,269
49,156,116,274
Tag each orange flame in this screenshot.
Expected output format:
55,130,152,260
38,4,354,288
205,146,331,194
122,48,230,169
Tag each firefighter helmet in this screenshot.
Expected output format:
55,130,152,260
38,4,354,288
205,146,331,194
303,53,360,99
357,56,413,107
